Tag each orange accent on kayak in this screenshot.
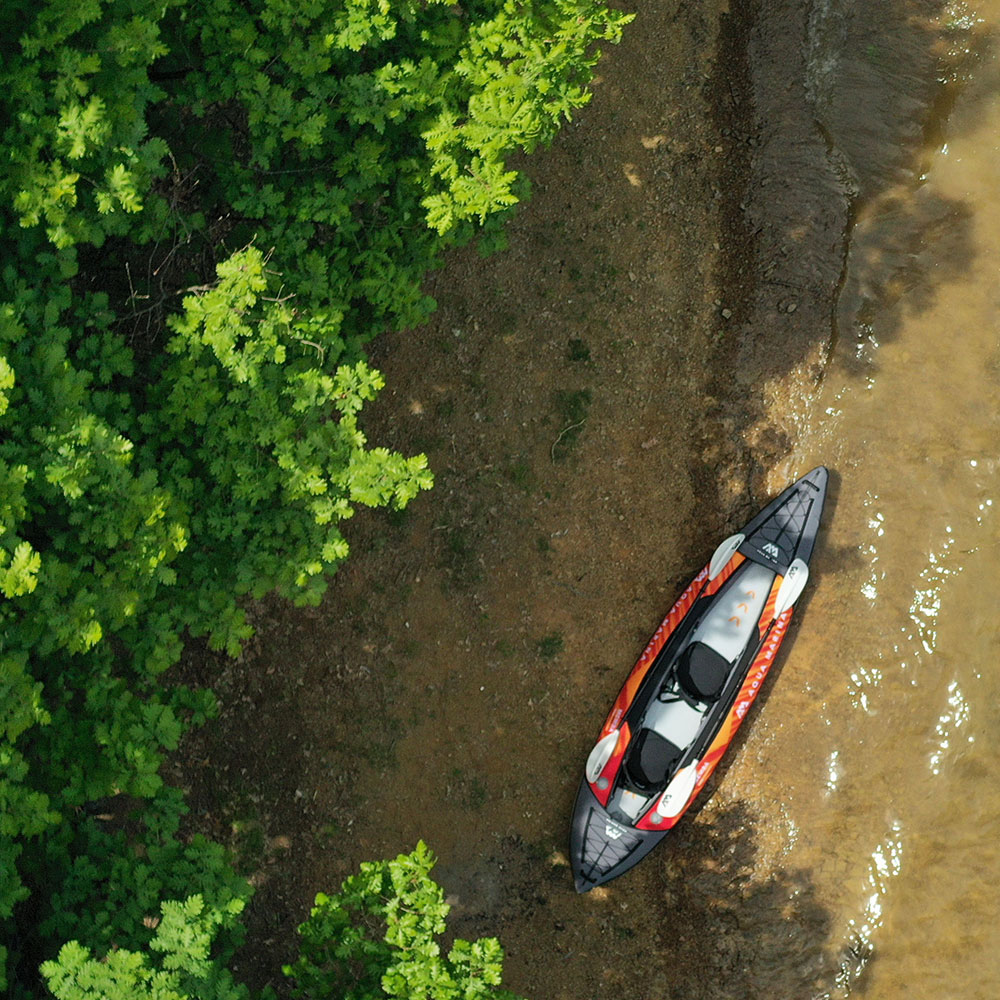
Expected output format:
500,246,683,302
693,607,793,795
599,551,749,738
600,566,709,736
703,552,746,596
757,574,784,640
636,605,795,830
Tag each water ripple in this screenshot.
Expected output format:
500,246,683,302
929,680,972,776
835,821,904,995
904,525,962,659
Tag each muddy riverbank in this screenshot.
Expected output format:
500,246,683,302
173,0,963,997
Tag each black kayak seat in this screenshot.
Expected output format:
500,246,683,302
677,641,729,702
624,729,684,792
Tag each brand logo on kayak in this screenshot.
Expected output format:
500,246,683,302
735,617,790,718
741,660,771,703
761,542,781,561
605,823,624,840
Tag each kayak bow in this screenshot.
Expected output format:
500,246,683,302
570,467,829,892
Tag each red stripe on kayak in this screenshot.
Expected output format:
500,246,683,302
591,721,632,807
703,552,745,596
757,574,783,640
600,566,710,736
635,605,794,830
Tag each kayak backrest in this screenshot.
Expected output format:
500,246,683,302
623,689,706,794
623,729,684,792
676,642,729,702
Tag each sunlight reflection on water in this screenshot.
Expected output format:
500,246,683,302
836,821,904,993
929,680,972,776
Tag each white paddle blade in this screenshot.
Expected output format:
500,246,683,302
708,533,745,581
774,558,809,617
655,761,700,819
585,729,621,784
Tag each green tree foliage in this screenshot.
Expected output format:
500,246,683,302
41,894,250,1000
0,243,428,994
40,845,522,1000
0,0,630,993
3,0,176,249
285,843,522,1000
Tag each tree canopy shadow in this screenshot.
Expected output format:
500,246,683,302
654,800,850,1000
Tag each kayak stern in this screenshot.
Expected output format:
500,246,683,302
569,782,666,892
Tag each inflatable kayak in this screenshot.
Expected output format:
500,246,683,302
570,467,829,892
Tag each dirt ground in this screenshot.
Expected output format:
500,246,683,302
174,1,847,997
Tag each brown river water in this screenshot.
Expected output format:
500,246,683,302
731,0,1000,995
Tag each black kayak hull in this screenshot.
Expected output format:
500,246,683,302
570,782,667,892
